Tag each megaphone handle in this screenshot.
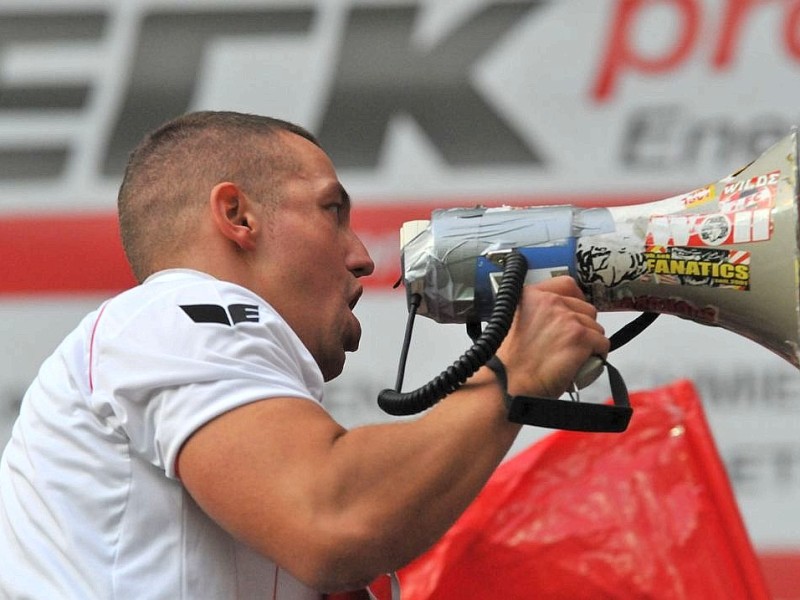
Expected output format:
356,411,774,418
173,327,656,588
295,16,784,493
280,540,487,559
486,356,633,433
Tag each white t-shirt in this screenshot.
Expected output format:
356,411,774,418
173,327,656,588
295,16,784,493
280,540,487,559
0,270,325,599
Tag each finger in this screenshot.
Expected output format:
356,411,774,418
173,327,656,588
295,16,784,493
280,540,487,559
529,275,586,299
574,311,607,338
556,295,600,320
555,312,611,359
522,286,599,321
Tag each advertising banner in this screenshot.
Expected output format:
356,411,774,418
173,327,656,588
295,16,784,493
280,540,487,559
1,1,800,592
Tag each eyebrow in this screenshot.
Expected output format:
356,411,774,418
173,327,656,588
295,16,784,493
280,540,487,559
339,183,350,205
337,182,351,209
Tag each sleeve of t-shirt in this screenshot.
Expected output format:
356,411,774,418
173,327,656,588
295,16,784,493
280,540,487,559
88,278,324,479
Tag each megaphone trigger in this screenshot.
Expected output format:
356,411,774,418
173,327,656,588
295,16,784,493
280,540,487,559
574,354,605,390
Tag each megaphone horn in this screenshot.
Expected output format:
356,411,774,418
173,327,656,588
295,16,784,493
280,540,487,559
399,129,800,369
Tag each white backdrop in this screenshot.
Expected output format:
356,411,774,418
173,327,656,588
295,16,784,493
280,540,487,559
1,0,800,558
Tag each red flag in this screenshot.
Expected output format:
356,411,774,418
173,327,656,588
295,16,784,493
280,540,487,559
399,380,770,599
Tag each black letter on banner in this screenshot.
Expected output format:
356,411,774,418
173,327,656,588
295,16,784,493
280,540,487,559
318,2,547,168
0,12,106,179
102,8,314,175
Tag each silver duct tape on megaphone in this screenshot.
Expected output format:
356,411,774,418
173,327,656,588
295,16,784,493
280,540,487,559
400,131,800,368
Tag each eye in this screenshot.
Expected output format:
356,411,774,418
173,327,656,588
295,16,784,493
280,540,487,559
326,202,348,224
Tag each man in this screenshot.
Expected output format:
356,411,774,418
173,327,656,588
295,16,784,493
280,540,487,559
0,111,608,598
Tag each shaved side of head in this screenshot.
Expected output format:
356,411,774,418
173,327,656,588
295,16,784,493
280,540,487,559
117,111,320,282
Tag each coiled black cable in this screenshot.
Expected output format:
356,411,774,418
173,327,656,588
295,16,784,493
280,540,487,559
377,251,528,416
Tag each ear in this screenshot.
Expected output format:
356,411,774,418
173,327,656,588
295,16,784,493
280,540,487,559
209,182,259,251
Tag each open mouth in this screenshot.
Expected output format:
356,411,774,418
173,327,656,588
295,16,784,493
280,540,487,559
348,288,362,310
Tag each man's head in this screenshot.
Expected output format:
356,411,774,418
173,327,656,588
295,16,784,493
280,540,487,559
118,111,375,380
118,111,319,282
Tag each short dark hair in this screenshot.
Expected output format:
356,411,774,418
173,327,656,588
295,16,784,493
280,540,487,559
117,111,320,282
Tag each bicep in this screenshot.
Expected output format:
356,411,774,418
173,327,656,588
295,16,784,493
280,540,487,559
176,397,347,573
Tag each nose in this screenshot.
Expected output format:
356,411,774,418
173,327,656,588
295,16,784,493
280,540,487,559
348,230,375,278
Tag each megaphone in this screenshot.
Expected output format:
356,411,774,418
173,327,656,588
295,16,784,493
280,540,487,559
379,130,800,430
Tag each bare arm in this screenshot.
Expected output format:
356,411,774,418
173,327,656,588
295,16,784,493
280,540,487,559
177,276,608,592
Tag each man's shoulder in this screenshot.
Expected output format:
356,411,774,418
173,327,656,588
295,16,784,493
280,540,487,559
105,269,277,327
93,270,308,364
129,269,260,303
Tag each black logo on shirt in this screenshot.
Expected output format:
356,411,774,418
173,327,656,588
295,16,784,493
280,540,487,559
180,304,259,326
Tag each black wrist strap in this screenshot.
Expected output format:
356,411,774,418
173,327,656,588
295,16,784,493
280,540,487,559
485,355,632,433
